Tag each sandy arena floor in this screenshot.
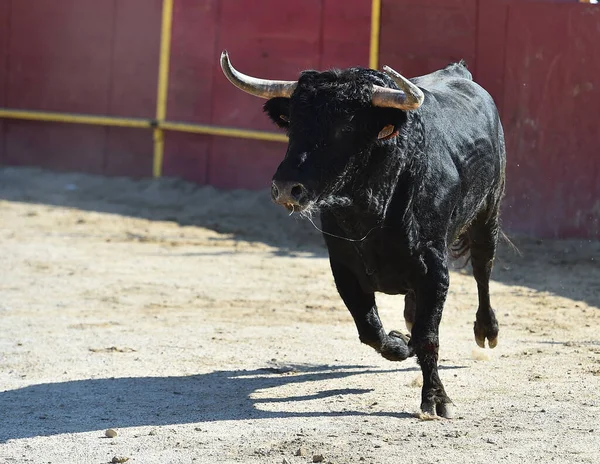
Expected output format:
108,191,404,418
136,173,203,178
0,167,599,463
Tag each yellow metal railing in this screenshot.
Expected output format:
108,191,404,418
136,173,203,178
0,108,150,129
0,0,382,178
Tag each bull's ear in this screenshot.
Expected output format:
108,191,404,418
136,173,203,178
374,108,407,140
377,124,398,140
263,97,290,129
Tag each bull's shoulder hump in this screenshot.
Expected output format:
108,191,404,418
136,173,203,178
410,62,472,86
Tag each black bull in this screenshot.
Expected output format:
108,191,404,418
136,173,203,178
221,51,506,418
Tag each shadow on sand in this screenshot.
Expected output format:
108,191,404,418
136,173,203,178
0,363,466,442
0,167,326,257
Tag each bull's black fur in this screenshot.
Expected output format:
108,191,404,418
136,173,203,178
264,62,505,417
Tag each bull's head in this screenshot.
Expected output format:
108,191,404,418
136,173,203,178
220,51,424,213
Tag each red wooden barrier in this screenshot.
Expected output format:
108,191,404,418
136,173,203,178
380,0,600,238
0,0,162,176
164,0,370,186
0,0,598,238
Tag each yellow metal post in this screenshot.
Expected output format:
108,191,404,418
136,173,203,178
369,0,381,70
153,0,174,178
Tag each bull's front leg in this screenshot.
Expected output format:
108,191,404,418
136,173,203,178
410,246,454,418
330,259,413,361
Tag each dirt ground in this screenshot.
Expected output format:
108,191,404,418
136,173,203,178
0,166,599,464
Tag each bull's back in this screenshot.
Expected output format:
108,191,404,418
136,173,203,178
411,61,472,87
415,67,503,169
411,67,505,239
411,62,500,149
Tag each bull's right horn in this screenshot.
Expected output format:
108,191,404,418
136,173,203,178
220,51,297,99
371,66,424,111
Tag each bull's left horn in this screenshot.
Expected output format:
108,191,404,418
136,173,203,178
371,66,424,110
220,51,297,99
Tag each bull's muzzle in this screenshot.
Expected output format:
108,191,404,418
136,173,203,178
271,180,309,211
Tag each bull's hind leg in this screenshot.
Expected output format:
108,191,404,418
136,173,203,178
330,259,413,361
468,213,500,348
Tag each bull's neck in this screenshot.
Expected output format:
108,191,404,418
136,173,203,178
327,151,408,239
329,114,425,236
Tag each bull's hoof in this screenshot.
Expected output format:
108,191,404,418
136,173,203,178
420,400,455,419
474,319,499,349
389,329,410,343
379,330,413,361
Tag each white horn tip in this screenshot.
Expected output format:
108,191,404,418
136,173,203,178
220,51,231,73
382,65,399,77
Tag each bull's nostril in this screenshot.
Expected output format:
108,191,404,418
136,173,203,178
271,183,280,200
290,184,304,200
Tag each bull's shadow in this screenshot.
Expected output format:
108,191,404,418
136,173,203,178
1,363,454,442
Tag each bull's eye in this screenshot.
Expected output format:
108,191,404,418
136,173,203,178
279,115,290,122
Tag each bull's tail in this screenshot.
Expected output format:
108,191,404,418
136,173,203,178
450,228,521,268
450,231,471,265
499,229,522,257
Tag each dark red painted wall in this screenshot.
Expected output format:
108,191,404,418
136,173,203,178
503,4,600,238
0,0,598,238
0,0,162,176
0,0,371,186
165,0,371,188
380,0,600,239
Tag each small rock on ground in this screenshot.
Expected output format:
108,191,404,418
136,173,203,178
295,447,307,456
111,457,129,463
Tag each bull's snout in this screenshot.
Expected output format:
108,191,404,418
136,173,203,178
271,180,309,209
